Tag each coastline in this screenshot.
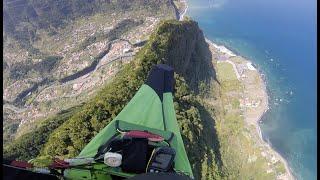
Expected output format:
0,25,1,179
176,0,294,179
206,38,295,180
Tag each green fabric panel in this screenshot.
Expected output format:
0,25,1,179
64,168,94,180
163,93,193,178
93,164,136,178
77,85,193,178
114,84,164,130
64,167,121,180
78,84,163,157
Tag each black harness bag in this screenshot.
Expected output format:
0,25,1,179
121,138,149,173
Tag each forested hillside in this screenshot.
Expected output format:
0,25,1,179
4,0,173,47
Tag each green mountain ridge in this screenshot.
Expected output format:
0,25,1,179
4,19,222,179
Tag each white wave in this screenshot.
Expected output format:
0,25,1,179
208,0,228,9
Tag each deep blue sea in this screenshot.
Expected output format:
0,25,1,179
186,0,317,179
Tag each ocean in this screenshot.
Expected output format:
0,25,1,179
185,0,317,179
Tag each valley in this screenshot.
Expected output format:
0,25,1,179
3,0,179,140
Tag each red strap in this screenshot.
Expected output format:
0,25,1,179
124,130,164,142
10,160,33,169
49,158,69,169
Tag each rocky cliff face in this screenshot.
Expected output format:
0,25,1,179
148,20,216,93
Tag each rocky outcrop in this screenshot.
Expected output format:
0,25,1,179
150,20,216,93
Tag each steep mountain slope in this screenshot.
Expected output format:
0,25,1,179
4,17,287,179
4,19,221,179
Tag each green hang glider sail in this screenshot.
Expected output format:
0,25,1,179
63,64,193,179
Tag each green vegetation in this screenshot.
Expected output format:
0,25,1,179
274,161,287,174
216,62,238,81
3,114,19,145
9,55,62,81
216,62,242,92
231,98,240,109
77,19,143,52
4,0,174,48
213,100,276,179
4,105,82,161
213,60,278,179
